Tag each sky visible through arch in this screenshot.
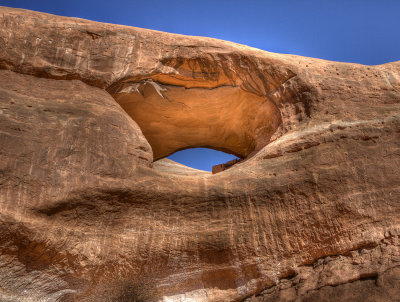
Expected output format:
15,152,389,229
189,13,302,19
3,0,399,171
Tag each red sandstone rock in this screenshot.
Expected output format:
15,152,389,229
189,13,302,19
212,159,241,174
0,6,399,302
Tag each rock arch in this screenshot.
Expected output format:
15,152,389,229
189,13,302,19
110,78,281,161
1,6,399,302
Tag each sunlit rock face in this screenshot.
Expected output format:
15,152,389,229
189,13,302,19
0,6,399,302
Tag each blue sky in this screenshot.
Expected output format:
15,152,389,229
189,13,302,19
3,0,399,170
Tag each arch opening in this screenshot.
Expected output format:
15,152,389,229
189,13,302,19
166,147,240,172
110,77,282,167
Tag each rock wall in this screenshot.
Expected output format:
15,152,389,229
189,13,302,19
212,159,241,174
0,6,399,302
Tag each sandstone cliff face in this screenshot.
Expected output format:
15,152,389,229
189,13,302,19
0,6,399,302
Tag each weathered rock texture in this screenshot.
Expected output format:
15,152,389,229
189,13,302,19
0,6,399,302
212,159,241,174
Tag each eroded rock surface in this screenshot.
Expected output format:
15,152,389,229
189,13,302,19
245,232,400,302
0,6,399,302
212,159,241,174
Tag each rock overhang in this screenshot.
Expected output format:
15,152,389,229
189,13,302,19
104,52,301,164
109,77,282,161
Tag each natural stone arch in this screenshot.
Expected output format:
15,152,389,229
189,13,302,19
2,6,400,302
110,78,282,161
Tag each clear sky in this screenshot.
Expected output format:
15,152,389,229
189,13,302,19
2,0,399,170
